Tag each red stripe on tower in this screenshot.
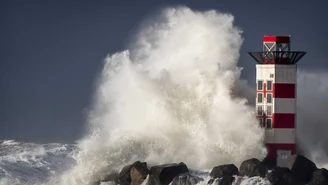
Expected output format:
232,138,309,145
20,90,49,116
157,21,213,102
273,84,295,98
272,114,295,128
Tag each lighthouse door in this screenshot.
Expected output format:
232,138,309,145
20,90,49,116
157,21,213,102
277,150,291,167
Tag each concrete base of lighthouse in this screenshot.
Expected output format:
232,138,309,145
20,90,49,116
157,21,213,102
262,146,293,169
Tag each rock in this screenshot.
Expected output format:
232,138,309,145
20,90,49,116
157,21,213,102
207,178,216,185
308,168,328,185
266,167,298,185
130,163,150,185
287,155,317,183
210,164,239,178
149,162,189,185
266,167,289,184
171,173,203,185
218,176,235,185
239,158,266,177
119,161,150,185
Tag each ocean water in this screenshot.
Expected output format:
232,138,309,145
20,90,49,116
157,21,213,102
2,6,328,185
0,140,76,185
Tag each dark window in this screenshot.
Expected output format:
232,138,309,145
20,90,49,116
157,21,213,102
257,93,263,103
266,119,272,129
267,105,272,116
257,80,263,90
267,81,273,90
270,74,274,78
257,106,263,116
267,93,272,103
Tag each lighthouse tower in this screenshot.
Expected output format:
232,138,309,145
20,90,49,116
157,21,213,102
248,35,306,166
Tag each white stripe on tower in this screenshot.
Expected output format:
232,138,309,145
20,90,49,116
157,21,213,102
274,98,295,114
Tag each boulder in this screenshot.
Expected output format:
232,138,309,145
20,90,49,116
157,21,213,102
149,162,189,185
266,167,298,185
171,173,203,185
218,176,235,185
239,158,266,177
287,155,317,183
308,168,328,185
131,163,151,185
210,164,239,178
119,161,150,185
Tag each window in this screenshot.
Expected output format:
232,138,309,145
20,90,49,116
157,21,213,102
266,118,272,129
267,93,272,104
266,105,272,116
267,80,272,91
257,80,263,90
270,74,274,78
257,106,263,116
257,93,263,103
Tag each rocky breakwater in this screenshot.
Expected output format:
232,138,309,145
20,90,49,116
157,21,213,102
94,155,328,185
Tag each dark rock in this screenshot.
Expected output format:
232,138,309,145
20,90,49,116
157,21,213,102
287,155,317,183
266,167,289,184
207,178,215,185
262,158,276,170
119,161,150,185
218,176,235,185
210,164,239,178
308,168,328,185
171,173,203,185
131,163,150,185
266,167,298,185
149,162,189,185
239,158,266,177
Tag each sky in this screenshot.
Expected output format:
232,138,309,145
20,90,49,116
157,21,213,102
1,0,327,143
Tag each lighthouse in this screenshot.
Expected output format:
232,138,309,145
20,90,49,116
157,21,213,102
248,35,306,166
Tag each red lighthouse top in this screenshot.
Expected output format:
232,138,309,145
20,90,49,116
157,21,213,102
248,35,306,65
263,35,290,43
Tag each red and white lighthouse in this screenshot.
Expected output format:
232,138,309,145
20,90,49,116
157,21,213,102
248,35,306,166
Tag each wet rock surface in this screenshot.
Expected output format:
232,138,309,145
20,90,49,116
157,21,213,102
308,168,328,185
96,155,327,185
119,161,150,185
218,176,235,185
239,158,266,178
266,167,299,185
287,155,317,184
210,164,239,178
148,162,189,185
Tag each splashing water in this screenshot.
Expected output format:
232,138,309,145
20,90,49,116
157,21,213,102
58,7,267,185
